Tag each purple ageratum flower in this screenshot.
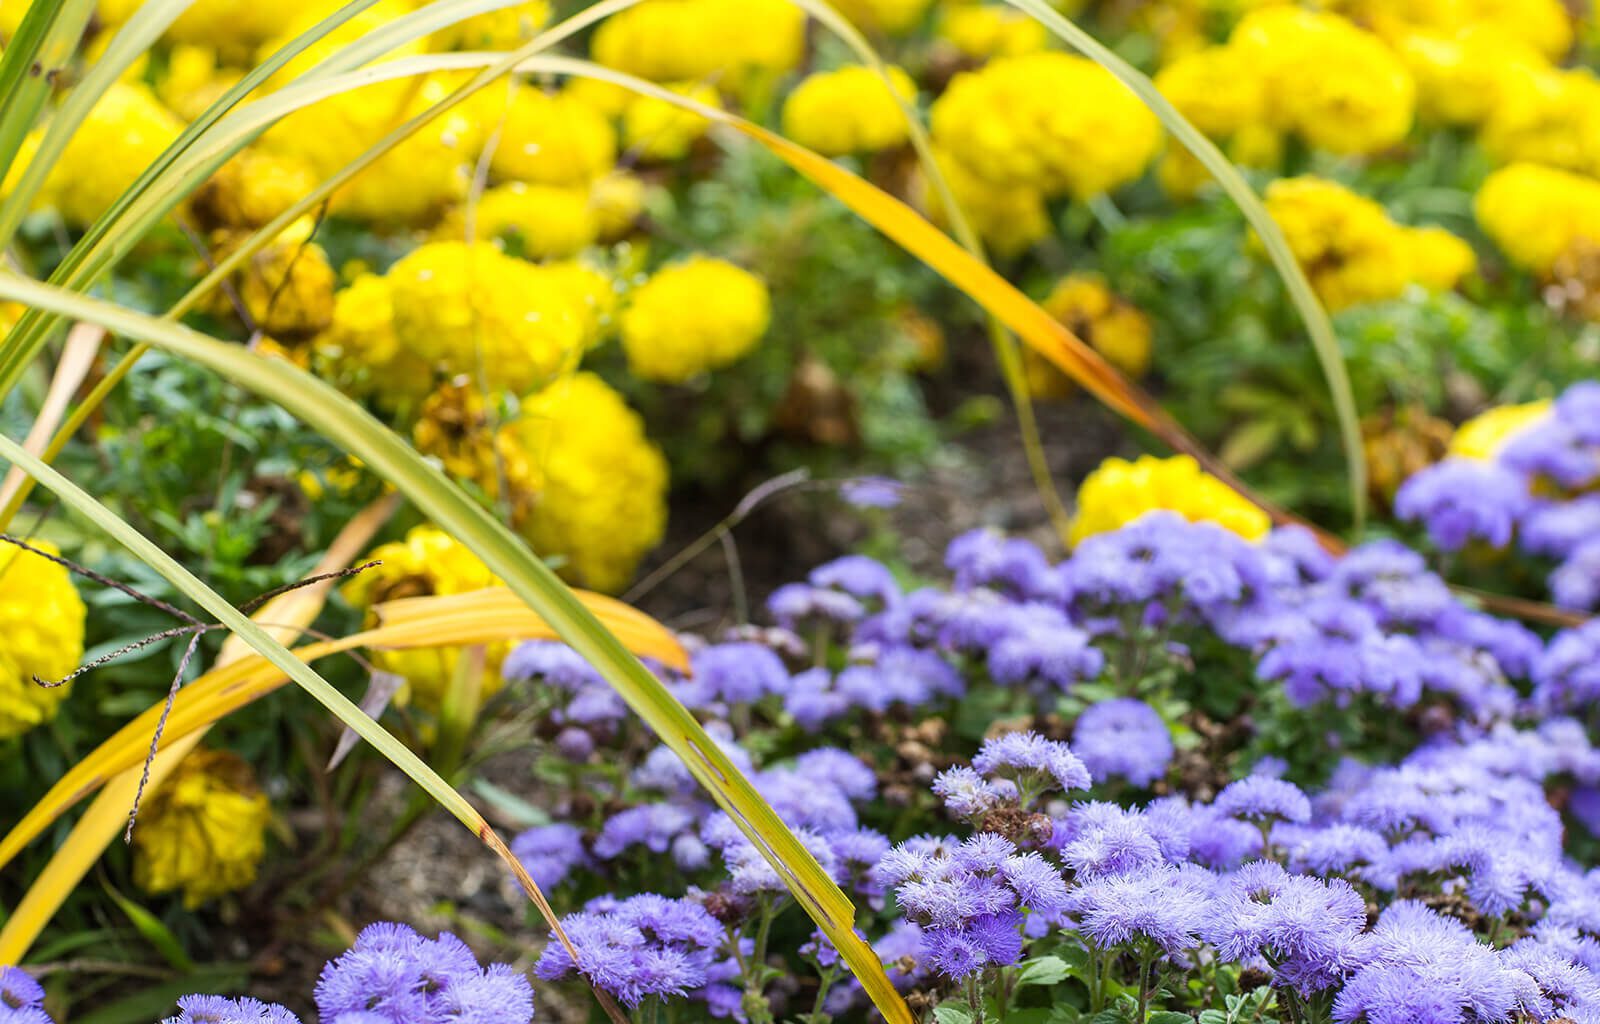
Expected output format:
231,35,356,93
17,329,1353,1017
784,667,851,731
632,728,754,796
1,968,51,1024
972,732,1092,794
1256,596,1425,710
876,920,931,990
678,643,789,709
502,641,603,689
161,996,301,1024
1214,777,1312,824
1206,862,1370,995
1072,699,1173,787
1262,525,1336,587
535,894,722,1008
1551,540,1600,611
593,803,706,864
315,923,533,1023
1055,802,1169,880
1521,496,1600,558
1535,621,1600,714
946,530,1062,602
791,748,878,802
841,476,903,509
809,555,901,607
1280,824,1390,880
932,766,1013,819
986,606,1105,694
1555,381,1600,442
1502,418,1600,491
511,823,590,891
766,583,866,630
1068,863,1211,957
1394,459,1531,552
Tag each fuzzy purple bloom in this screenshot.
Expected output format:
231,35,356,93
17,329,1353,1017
1072,699,1173,787
1394,459,1530,551
511,823,590,891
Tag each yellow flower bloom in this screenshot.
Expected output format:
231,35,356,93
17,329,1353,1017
166,0,325,63
1448,399,1553,459
540,259,622,345
498,373,670,593
781,66,916,157
0,539,85,740
42,83,184,228
1028,274,1152,399
931,53,1162,200
491,85,617,187
590,0,804,90
344,524,510,709
620,256,770,383
156,44,243,123
917,146,1050,257
1479,64,1600,179
314,273,437,411
386,242,588,394
1155,45,1266,141
1474,162,1600,272
193,148,319,231
938,4,1050,60
1262,176,1473,310
828,0,934,34
132,750,271,908
1396,27,1545,127
1069,454,1271,546
425,0,549,50
622,82,721,162
589,172,648,240
437,183,599,260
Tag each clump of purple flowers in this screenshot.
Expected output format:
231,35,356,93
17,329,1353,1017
315,922,535,1023
535,894,723,1007
162,996,301,1024
1071,698,1173,787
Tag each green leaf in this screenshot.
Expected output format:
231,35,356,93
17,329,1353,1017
1018,955,1072,987
0,0,95,195
101,880,192,973
1150,1012,1195,1024
1199,1010,1228,1024
73,968,248,1024
934,1005,975,1024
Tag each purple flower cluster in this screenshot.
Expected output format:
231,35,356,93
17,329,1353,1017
1,968,51,1024
315,923,535,1023
535,894,723,1007
1071,698,1173,787
1396,382,1600,610
162,997,301,1024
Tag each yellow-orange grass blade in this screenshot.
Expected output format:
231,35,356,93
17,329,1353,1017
0,585,684,884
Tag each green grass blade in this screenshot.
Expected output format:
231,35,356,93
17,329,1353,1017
0,0,95,190
0,0,196,250
0,272,911,1024
1000,0,1368,530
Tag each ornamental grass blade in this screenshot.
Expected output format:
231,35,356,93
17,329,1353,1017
0,273,909,1024
0,323,101,513
0,433,630,1024
999,0,1368,530
0,587,687,874
0,0,95,191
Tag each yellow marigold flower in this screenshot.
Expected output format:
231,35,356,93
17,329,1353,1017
1262,176,1471,310
541,260,621,344
931,53,1162,200
1041,273,1153,379
192,148,319,231
42,82,184,228
1349,0,1574,61
828,0,933,34
314,273,436,411
491,85,617,187
132,750,271,908
620,256,770,383
344,524,509,712
1448,399,1553,459
623,82,721,162
1231,8,1415,156
590,172,647,240
1069,454,1271,546
438,183,599,260
1396,27,1545,127
387,241,588,394
237,238,338,339
1474,162,1600,272
427,0,549,50
591,0,804,85
938,4,1050,59
781,66,915,157
1479,64,1600,178
156,44,242,122
167,0,323,63
0,539,85,740
1155,45,1265,140
564,78,638,119
918,145,1051,257
498,373,670,592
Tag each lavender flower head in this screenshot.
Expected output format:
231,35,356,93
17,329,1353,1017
511,823,590,891
1214,776,1312,824
972,731,1092,796
161,996,301,1024
1072,698,1173,787
535,894,722,1008
841,476,903,509
1393,458,1530,551
1534,621,1600,714
809,555,901,607
315,922,534,1023
678,643,789,709
1550,540,1600,612
1,968,51,1024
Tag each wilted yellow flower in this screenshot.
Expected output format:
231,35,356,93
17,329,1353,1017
931,53,1162,200
236,237,338,339
918,145,1051,257
42,82,184,227
386,242,588,394
0,540,85,740
499,373,670,592
828,0,934,34
938,4,1050,59
1474,163,1600,272
491,85,617,187
620,256,770,382
1262,176,1472,310
622,82,721,162
590,0,804,90
192,148,319,230
1029,274,1152,398
438,183,599,260
132,750,271,908
1448,399,1553,459
781,66,915,157
1069,454,1271,546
